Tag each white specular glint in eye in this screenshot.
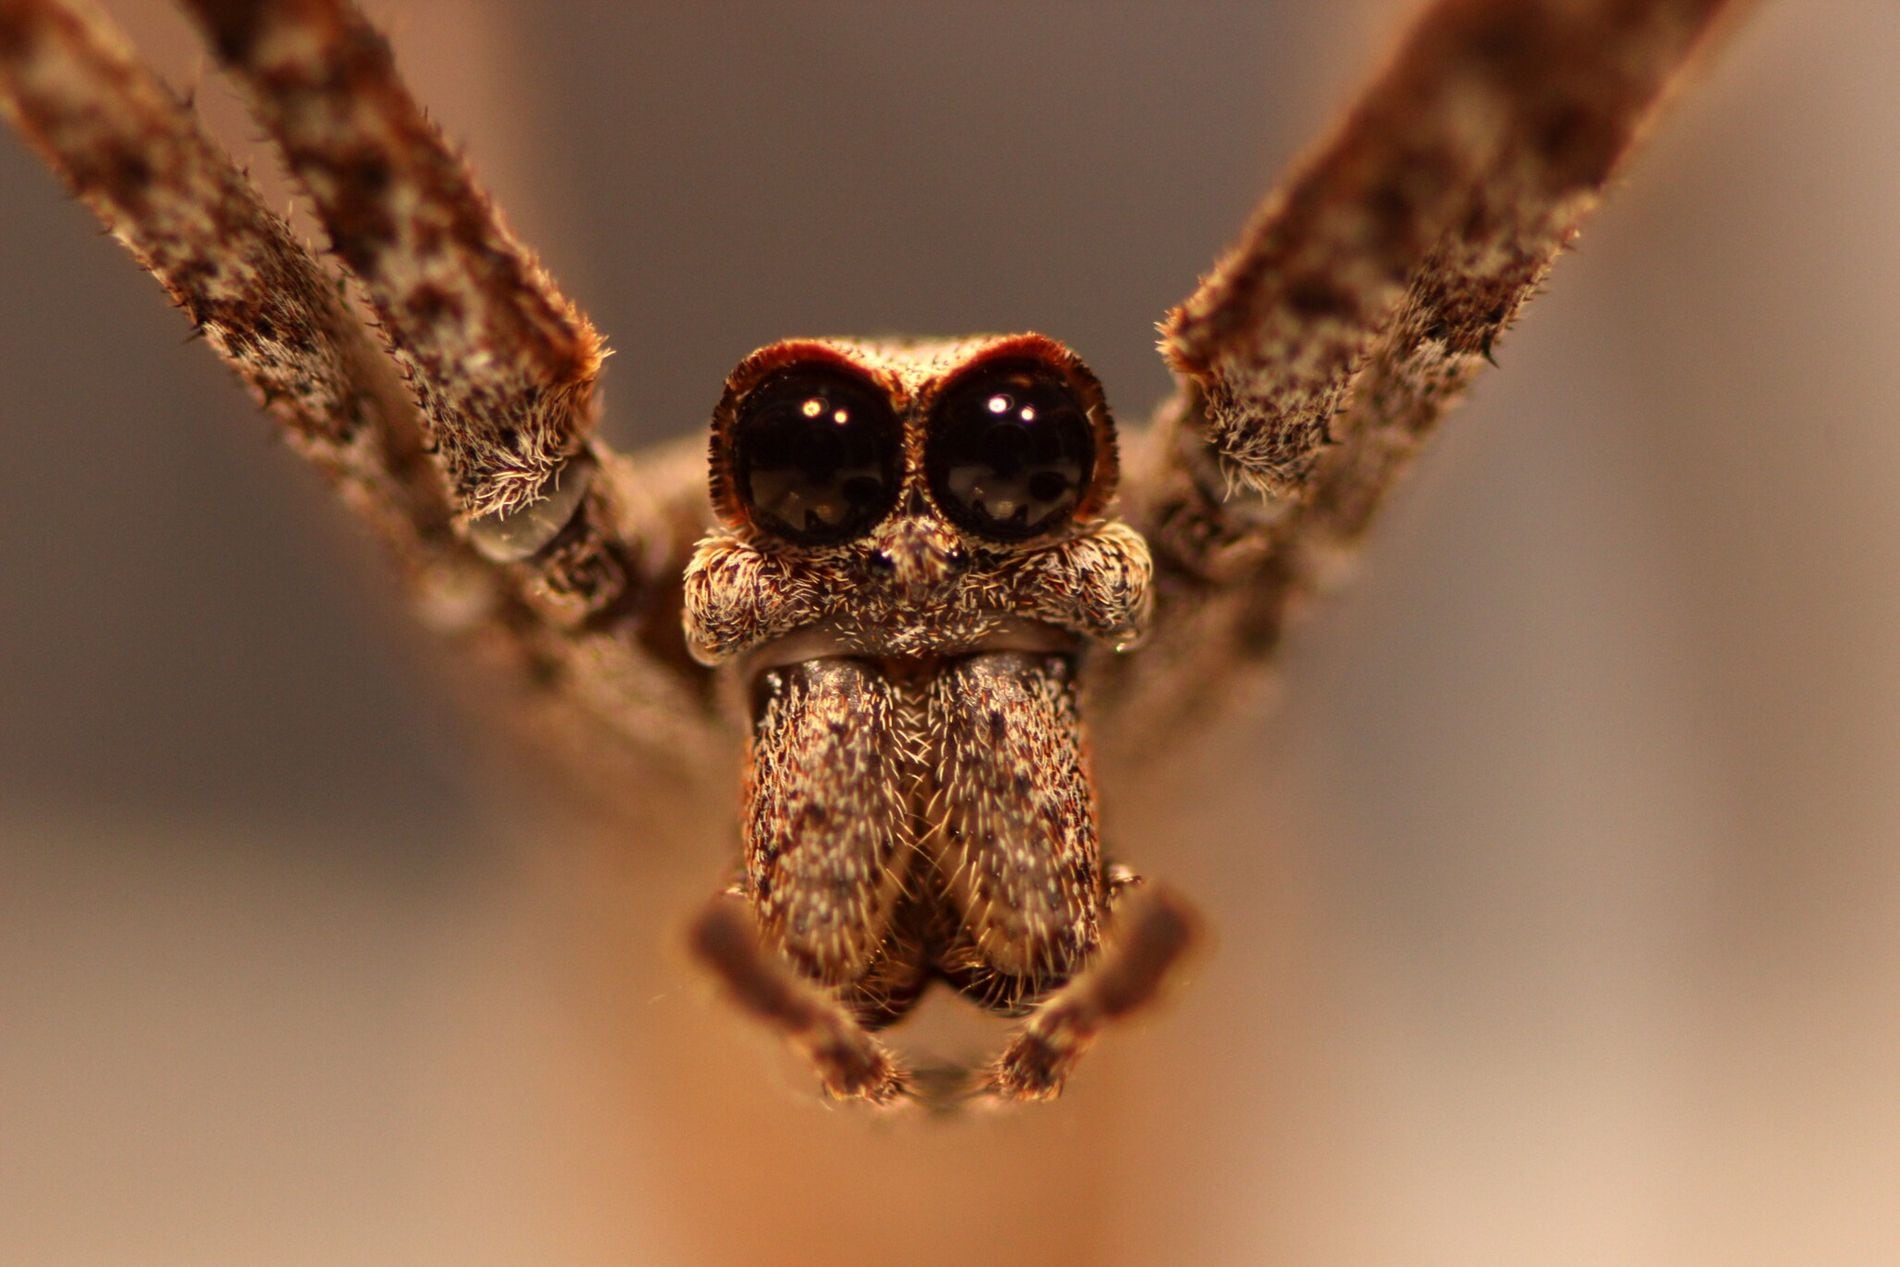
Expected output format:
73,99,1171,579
734,367,902,546
928,365,1095,543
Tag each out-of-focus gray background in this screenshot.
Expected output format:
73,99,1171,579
4,2,1897,1263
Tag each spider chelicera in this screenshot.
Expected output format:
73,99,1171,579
0,0,1738,1105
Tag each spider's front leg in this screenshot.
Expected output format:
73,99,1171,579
171,0,712,700
0,0,722,781
1115,0,1742,734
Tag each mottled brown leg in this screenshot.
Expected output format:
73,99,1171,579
174,0,694,626
978,883,1199,1103
0,0,446,559
1113,0,1743,735
687,893,913,1106
179,0,599,522
1,0,723,781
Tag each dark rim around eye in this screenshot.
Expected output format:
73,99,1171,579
731,365,902,546
925,363,1097,542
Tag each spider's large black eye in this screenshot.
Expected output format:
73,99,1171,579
732,367,901,545
926,364,1095,541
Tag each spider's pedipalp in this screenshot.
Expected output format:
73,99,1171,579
977,883,1200,1104
689,891,915,1106
1116,0,1743,733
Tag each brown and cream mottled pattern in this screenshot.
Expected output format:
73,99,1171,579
0,0,435,540
0,0,723,791
182,0,602,521
1116,0,1740,740
924,654,1102,1005
745,659,910,990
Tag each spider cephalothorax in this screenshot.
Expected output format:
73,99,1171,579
1,0,1739,1109
680,335,1159,1097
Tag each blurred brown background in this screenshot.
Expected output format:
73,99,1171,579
4,1,1897,1263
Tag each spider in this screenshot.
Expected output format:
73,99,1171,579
0,0,1740,1109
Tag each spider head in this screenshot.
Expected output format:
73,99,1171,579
684,333,1152,668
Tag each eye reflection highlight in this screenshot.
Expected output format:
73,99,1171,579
928,364,1095,542
732,368,901,545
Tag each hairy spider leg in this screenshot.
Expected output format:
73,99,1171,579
1,0,725,780
1109,0,1743,740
